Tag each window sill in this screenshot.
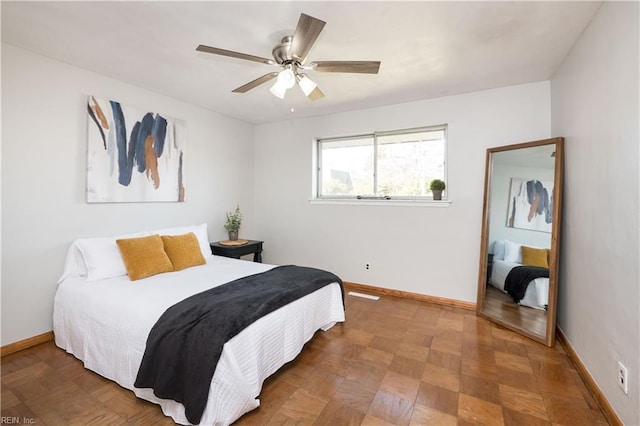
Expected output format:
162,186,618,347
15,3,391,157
309,198,452,207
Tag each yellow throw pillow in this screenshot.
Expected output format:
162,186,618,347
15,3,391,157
116,234,173,281
521,246,549,268
161,232,206,271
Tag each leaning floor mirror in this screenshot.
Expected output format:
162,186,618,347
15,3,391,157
476,137,564,346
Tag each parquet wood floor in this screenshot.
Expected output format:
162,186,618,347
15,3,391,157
1,292,609,425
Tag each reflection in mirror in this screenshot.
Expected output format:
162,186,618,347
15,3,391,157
477,138,563,347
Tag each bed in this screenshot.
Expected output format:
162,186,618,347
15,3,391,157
53,224,345,425
488,239,549,310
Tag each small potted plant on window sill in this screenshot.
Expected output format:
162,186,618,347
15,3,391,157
430,179,446,201
224,206,242,241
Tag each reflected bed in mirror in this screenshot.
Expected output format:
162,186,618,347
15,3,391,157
476,137,564,346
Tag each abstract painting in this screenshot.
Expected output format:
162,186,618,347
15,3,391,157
506,177,553,233
87,96,186,202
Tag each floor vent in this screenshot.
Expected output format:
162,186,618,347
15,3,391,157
347,291,380,301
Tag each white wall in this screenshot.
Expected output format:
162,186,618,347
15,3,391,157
254,82,550,302
488,164,554,250
1,44,255,345
551,2,639,424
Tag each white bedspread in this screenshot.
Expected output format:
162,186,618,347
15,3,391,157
489,259,548,310
53,255,345,425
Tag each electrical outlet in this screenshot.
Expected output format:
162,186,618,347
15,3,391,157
365,263,370,271
617,361,628,394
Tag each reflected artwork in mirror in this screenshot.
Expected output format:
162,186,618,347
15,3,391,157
476,137,564,346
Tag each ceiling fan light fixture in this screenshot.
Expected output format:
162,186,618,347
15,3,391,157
277,67,296,89
297,74,318,96
269,81,287,99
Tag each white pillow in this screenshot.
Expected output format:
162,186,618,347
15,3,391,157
491,240,506,261
151,223,211,258
504,240,523,264
58,241,89,283
76,231,149,281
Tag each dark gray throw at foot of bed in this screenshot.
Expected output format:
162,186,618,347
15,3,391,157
134,265,343,425
504,265,549,303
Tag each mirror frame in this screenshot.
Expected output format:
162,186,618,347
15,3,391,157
476,137,564,347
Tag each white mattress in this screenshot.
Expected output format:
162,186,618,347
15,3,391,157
489,259,548,310
53,255,345,425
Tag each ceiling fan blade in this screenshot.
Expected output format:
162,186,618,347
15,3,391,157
311,61,381,74
290,13,326,64
232,72,279,93
307,86,325,101
196,44,275,65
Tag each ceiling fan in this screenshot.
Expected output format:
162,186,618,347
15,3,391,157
196,13,381,101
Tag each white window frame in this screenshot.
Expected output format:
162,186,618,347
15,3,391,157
314,124,448,203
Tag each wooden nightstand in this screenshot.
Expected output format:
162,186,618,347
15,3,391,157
487,253,494,284
210,240,264,263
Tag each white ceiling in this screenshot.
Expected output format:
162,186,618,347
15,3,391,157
1,1,601,124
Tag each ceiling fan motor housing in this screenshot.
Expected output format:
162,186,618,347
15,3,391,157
272,36,296,65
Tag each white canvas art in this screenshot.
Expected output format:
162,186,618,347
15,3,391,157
87,96,186,202
506,177,553,233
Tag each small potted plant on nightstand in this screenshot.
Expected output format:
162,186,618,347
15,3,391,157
224,206,242,241
430,179,446,200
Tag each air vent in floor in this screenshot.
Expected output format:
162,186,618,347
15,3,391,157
347,291,380,301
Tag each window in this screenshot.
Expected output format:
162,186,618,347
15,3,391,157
316,125,447,200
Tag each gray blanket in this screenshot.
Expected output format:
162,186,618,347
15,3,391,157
134,265,343,424
505,265,549,303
